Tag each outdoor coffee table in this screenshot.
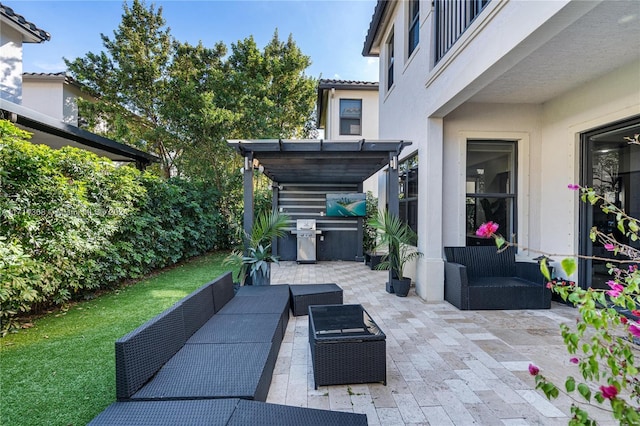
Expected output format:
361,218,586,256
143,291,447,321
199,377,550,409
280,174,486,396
289,283,343,316
308,304,386,389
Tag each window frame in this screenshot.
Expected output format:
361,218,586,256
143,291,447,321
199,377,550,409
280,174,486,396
387,31,395,91
408,0,420,57
398,152,419,233
339,98,362,136
465,140,517,246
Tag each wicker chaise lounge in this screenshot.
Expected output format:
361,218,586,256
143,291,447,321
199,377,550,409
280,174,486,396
444,246,552,310
92,274,362,425
89,398,368,425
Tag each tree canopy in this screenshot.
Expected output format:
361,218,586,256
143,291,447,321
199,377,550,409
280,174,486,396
65,0,317,184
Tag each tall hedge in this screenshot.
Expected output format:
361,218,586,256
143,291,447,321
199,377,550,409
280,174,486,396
0,121,226,333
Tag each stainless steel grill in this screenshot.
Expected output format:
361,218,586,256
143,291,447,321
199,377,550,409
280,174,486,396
294,219,320,263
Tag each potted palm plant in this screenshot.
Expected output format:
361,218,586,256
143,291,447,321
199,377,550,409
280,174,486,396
363,191,385,269
369,210,422,296
225,211,290,286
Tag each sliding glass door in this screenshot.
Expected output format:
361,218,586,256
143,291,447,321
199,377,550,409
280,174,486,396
580,117,640,289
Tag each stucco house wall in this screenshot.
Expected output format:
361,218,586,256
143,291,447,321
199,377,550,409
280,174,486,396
324,88,379,141
0,24,24,102
365,0,640,301
22,73,86,125
318,80,381,196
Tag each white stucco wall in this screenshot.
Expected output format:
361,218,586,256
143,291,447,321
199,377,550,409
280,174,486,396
373,0,640,299
538,59,640,279
442,103,540,255
0,25,23,103
23,77,85,125
324,87,380,196
22,78,64,120
62,83,83,125
417,59,640,290
325,88,379,141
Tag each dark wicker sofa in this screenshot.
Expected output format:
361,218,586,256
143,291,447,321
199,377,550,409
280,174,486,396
90,273,366,425
444,246,552,310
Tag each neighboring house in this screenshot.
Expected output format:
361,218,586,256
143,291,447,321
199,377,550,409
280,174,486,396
363,0,640,301
0,3,157,168
22,72,94,127
316,79,380,195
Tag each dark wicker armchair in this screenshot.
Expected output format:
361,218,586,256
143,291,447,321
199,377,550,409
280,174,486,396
444,246,552,310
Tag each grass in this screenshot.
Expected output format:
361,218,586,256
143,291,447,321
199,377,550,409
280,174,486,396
0,251,231,426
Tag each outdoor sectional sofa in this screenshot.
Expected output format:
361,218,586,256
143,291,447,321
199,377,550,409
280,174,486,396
89,273,366,425
444,246,552,310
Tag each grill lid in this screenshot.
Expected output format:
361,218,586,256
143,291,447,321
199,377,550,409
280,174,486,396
296,219,316,230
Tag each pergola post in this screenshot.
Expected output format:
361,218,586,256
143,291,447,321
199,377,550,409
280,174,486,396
272,181,280,257
387,152,399,216
243,152,254,253
356,182,364,262
387,152,400,286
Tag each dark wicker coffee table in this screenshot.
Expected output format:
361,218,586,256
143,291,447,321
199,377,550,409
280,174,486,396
289,283,343,316
308,304,386,389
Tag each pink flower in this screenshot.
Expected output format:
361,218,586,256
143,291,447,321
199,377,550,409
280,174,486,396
631,310,640,317
569,357,579,364
606,281,624,298
476,221,499,238
528,364,539,376
567,184,580,191
630,324,640,338
546,282,553,289
600,385,618,400
604,243,615,251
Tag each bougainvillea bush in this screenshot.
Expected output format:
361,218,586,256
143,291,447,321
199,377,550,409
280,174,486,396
477,182,639,424
0,120,227,334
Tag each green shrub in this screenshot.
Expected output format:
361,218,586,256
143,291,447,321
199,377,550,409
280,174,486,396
0,120,228,333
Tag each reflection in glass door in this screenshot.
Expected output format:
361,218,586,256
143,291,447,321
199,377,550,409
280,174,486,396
466,141,517,246
580,117,640,289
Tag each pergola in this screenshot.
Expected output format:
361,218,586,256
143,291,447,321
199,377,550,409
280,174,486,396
227,139,411,260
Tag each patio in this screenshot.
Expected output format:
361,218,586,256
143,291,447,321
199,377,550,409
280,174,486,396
267,261,618,425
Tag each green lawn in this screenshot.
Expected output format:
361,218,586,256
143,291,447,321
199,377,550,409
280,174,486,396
0,252,231,426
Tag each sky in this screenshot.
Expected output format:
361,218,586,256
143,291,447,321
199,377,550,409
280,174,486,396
13,0,380,82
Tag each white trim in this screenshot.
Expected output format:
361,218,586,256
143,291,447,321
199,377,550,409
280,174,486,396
459,131,530,253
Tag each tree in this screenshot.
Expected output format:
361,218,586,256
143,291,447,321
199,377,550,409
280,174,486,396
65,0,178,177
66,2,317,183
225,30,317,139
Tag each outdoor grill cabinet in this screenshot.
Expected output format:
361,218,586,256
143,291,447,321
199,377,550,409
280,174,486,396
444,246,552,310
308,304,387,388
292,219,321,263
89,274,366,425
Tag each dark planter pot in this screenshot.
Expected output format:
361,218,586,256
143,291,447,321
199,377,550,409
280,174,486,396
251,264,271,286
392,277,411,297
386,270,400,293
369,255,384,270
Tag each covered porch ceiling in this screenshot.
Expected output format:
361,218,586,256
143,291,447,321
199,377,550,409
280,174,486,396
227,139,411,184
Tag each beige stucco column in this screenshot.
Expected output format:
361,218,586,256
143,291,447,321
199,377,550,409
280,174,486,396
415,117,445,301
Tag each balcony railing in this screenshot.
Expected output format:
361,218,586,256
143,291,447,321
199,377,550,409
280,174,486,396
434,0,491,64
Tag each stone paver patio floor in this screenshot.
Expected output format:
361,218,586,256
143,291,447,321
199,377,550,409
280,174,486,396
266,261,618,425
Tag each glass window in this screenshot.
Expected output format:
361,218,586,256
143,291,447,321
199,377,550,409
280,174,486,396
339,99,362,136
399,153,419,233
387,32,394,90
408,0,419,57
580,117,640,289
466,141,516,246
